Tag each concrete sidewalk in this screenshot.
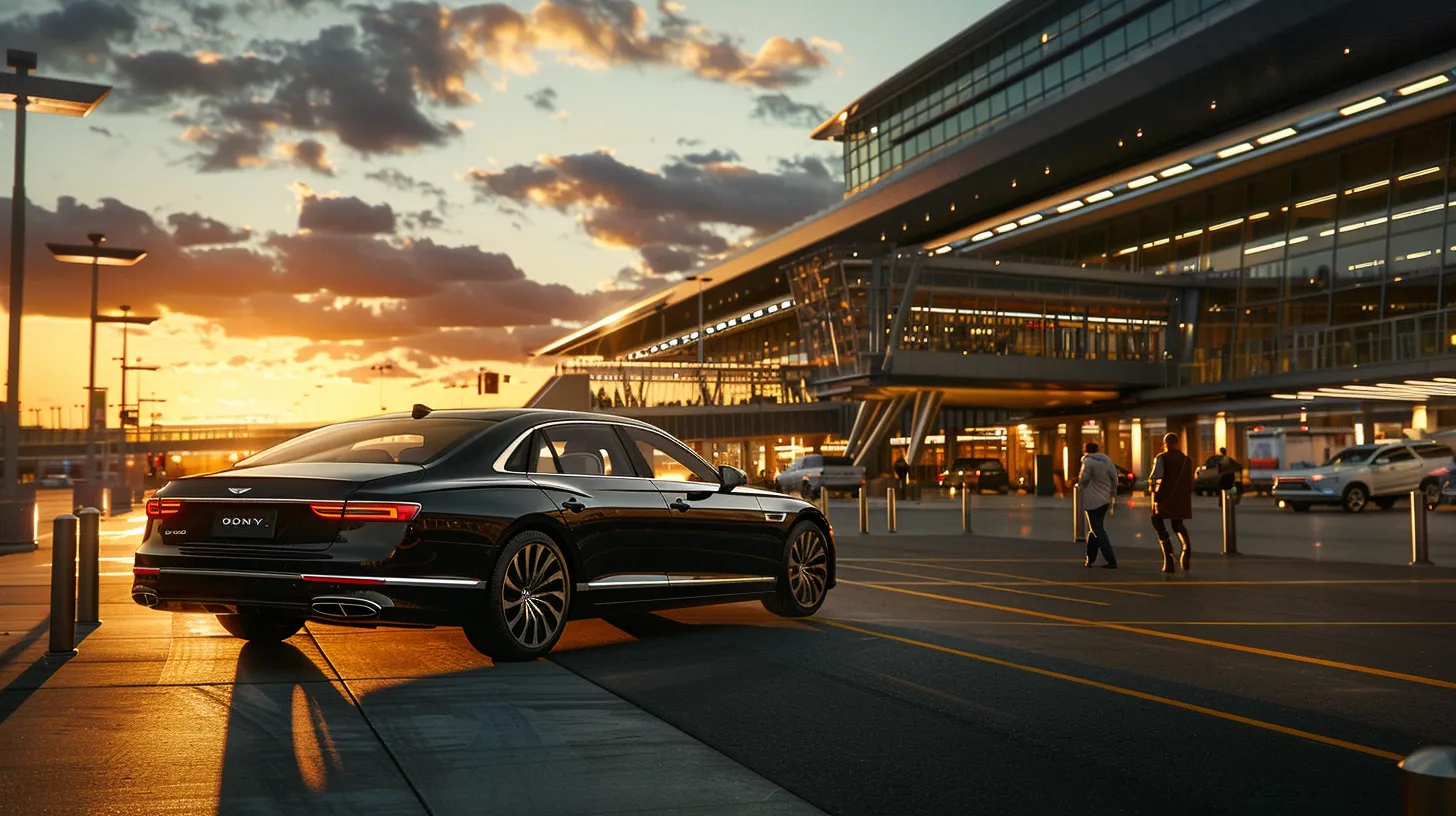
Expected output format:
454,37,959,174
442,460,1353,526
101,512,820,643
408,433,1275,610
825,492,1456,567
0,500,821,816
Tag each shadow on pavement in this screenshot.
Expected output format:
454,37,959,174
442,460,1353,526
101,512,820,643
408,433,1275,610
0,621,100,729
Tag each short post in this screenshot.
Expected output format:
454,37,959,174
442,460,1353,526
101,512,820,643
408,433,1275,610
1221,489,1238,556
960,488,972,534
1399,745,1456,814
1072,485,1085,542
1411,490,1433,566
817,490,831,527
886,486,897,534
48,514,79,656
77,507,101,625
857,486,868,534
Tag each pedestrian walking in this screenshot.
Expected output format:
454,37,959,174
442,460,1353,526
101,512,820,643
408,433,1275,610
1216,446,1240,494
1076,442,1120,568
893,454,910,499
1150,432,1194,573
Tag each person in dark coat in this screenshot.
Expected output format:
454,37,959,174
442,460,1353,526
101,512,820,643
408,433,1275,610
1149,432,1194,573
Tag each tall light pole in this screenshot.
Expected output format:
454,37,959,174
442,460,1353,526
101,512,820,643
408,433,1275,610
101,306,157,502
47,235,146,511
371,363,394,411
0,50,111,549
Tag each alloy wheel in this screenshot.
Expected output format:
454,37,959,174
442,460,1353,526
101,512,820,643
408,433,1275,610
502,541,567,649
1344,486,1367,513
787,528,829,608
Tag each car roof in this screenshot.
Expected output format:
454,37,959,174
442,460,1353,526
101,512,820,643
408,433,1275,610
346,407,662,431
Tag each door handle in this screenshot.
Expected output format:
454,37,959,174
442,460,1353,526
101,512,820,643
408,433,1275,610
670,499,692,513
560,498,586,514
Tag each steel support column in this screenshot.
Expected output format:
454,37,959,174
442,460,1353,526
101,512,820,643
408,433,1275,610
904,391,945,473
853,393,909,470
880,255,924,373
845,400,884,458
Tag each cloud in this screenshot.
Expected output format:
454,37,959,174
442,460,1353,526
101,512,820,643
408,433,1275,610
101,0,836,170
297,191,397,235
0,195,639,368
526,86,559,112
0,0,139,74
467,147,840,276
168,212,253,246
279,139,335,175
365,167,447,203
750,92,830,128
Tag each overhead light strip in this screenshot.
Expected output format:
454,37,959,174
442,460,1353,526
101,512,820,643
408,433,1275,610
937,64,1456,255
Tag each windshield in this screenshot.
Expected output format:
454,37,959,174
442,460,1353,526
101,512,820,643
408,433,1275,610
235,418,494,468
1324,446,1377,466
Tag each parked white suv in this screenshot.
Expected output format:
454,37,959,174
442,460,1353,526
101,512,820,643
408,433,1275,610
776,454,866,499
1271,440,1451,512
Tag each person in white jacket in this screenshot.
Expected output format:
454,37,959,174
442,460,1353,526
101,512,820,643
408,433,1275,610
1076,442,1120,568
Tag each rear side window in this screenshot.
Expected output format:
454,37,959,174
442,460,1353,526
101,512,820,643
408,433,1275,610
540,424,631,476
803,455,822,469
1383,448,1416,463
1418,445,1453,460
236,418,492,468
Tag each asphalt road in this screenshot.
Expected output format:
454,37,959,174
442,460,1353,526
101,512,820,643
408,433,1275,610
0,490,1452,815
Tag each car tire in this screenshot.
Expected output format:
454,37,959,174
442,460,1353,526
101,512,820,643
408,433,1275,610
1341,485,1368,513
216,608,306,642
463,530,571,662
762,520,830,619
1290,502,1311,512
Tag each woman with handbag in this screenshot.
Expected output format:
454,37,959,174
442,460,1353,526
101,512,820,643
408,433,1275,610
1149,432,1194,574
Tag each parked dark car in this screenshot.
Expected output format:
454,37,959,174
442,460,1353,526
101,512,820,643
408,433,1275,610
1114,464,1138,494
939,457,1010,493
132,408,835,661
1194,455,1242,496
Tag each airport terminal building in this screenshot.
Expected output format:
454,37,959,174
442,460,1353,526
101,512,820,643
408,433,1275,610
534,0,1456,487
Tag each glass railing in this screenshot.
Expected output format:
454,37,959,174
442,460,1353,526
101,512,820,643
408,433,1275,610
562,361,815,409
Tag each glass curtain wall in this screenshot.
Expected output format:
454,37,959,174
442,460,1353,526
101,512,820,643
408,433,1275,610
843,0,1238,194
1007,116,1456,384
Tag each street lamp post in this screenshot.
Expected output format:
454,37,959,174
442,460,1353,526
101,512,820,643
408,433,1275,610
0,51,111,550
47,236,146,512
101,306,157,506
445,382,469,408
371,363,394,411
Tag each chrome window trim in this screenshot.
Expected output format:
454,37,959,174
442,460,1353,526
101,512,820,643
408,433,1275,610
492,419,662,479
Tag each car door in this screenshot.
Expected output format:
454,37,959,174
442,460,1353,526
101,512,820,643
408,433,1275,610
619,425,781,586
524,423,673,592
1381,446,1422,494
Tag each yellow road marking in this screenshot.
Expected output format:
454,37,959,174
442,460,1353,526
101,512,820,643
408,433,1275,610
839,558,1069,563
841,564,1109,607
837,579,1456,690
981,579,1456,587
817,619,1404,762
887,559,1163,598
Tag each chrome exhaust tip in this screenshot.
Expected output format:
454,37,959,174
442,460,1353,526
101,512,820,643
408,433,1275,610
131,588,160,608
310,596,382,620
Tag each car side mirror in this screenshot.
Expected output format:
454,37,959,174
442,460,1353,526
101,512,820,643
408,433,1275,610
718,465,747,491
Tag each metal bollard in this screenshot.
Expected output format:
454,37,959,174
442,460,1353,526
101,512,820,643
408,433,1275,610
817,490,831,528
886,486,897,534
961,488,972,534
1399,745,1456,815
48,514,79,656
1072,485,1085,543
1411,490,1433,566
857,486,869,534
77,507,101,625
1221,490,1238,556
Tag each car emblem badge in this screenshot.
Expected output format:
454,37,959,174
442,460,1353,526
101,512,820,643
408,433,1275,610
228,487,251,495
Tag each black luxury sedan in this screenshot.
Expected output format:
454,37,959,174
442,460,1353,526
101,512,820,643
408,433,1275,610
132,408,835,660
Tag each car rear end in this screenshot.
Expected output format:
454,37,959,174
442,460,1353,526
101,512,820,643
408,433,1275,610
131,417,496,627
815,457,866,494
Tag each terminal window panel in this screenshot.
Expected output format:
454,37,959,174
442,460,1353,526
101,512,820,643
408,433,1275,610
842,0,1235,194
1000,114,1456,385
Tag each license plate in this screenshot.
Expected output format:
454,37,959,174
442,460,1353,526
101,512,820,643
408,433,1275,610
212,509,278,539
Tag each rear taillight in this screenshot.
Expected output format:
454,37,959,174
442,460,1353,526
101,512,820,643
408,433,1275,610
145,499,183,519
133,566,160,576
309,501,421,522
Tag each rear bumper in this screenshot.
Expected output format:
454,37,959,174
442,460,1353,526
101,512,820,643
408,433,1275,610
131,566,485,626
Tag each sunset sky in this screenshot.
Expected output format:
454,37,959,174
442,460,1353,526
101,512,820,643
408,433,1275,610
0,0,988,426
